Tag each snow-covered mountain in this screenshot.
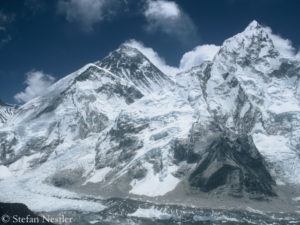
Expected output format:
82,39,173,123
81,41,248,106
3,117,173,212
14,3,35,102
0,100,17,126
1,21,300,221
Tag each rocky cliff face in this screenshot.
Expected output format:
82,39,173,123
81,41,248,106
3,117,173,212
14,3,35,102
0,21,300,214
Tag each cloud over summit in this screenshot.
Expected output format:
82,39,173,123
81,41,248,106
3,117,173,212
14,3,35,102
179,45,220,71
125,39,179,76
125,39,221,76
265,27,297,58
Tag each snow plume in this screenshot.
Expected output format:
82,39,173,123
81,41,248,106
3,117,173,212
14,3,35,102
265,26,297,59
125,40,222,75
14,70,55,103
125,39,179,76
179,44,220,71
144,0,198,43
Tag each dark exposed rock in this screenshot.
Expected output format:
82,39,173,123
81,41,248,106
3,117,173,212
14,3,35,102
109,116,149,139
0,132,18,165
95,115,148,169
96,83,143,104
189,135,276,198
270,60,300,78
75,66,100,82
96,45,173,90
128,163,147,180
173,139,200,164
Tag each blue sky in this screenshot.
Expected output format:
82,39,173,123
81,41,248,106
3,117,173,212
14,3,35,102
0,0,300,104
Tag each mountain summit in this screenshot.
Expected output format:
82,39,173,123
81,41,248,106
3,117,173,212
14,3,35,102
0,21,300,220
96,44,172,92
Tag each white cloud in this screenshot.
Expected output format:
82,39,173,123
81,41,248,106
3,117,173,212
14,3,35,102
125,40,220,76
145,0,180,19
56,0,198,40
296,51,300,60
265,27,296,59
14,71,55,103
57,0,110,32
125,39,179,76
144,0,198,42
179,45,220,71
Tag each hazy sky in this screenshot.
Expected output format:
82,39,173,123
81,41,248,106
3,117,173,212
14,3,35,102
0,0,299,103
